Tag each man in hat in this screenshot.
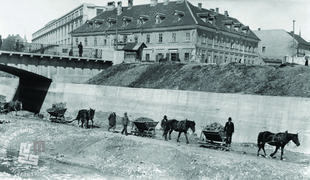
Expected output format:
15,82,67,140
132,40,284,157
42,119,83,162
224,117,234,147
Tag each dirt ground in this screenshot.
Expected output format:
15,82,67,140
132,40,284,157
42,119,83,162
87,62,310,98
0,112,309,180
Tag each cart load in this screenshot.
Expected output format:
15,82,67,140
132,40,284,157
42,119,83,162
132,117,159,137
46,102,68,123
199,122,228,150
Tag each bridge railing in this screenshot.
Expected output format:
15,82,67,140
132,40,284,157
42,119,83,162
0,42,106,59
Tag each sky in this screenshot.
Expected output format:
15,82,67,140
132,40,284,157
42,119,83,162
0,0,309,42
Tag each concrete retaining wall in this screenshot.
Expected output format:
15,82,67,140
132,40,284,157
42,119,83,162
0,79,309,154
40,83,310,154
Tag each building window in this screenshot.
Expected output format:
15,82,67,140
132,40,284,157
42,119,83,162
186,32,190,41
146,54,150,61
84,37,88,46
123,35,127,43
75,38,79,45
158,33,163,43
172,33,176,42
146,34,150,43
184,53,190,61
262,46,266,53
96,9,103,16
94,37,97,46
202,35,206,44
134,36,138,43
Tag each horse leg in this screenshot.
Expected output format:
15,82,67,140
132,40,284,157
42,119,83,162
262,144,267,157
270,146,279,158
184,132,189,144
168,130,173,140
177,132,181,142
280,146,284,160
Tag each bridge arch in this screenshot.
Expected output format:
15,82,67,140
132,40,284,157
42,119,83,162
0,64,52,114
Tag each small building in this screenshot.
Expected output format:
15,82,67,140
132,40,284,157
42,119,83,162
253,29,310,65
121,42,147,63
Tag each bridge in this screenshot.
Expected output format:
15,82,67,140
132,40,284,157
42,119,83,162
0,50,113,83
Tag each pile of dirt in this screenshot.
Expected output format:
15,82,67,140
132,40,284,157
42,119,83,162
134,117,154,122
87,62,310,98
203,122,224,132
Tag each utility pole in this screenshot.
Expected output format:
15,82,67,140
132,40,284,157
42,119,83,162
292,20,296,63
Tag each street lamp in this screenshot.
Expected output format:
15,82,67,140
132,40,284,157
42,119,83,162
292,20,296,63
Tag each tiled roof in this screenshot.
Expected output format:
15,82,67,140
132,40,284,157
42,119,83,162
288,32,310,49
72,0,259,41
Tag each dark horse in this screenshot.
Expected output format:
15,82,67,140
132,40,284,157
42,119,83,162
1,100,23,115
163,119,195,144
257,131,300,160
75,108,95,128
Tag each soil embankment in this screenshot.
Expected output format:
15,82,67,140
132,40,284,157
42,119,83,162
87,62,310,98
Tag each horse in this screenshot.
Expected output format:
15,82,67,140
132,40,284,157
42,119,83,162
257,131,300,160
1,100,22,115
75,108,95,128
163,119,195,144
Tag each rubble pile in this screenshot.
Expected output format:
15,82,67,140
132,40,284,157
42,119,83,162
203,122,224,132
134,117,154,122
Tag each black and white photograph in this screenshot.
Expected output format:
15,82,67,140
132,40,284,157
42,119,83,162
0,0,309,179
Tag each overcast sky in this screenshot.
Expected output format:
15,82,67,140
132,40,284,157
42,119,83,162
0,0,309,41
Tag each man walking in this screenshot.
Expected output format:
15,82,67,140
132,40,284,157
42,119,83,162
224,117,234,147
108,112,116,132
121,112,129,135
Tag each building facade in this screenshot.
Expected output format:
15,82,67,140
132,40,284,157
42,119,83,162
31,3,106,46
253,29,310,65
71,0,261,64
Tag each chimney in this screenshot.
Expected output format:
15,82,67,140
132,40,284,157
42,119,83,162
128,0,133,9
216,7,219,13
164,0,169,5
198,3,202,10
150,0,158,6
117,1,122,15
224,10,229,17
107,1,115,7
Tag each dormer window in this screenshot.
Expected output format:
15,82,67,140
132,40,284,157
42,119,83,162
155,13,166,24
174,10,185,21
233,23,241,32
138,15,149,25
241,26,249,34
223,20,233,29
94,19,104,28
208,14,216,24
107,17,116,27
197,13,208,23
122,16,133,27
86,20,94,27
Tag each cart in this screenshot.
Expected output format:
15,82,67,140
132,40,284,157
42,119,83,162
46,107,67,123
132,120,159,137
199,130,229,151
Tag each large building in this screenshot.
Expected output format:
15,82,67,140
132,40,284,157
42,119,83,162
71,0,261,64
253,29,310,65
31,3,107,46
